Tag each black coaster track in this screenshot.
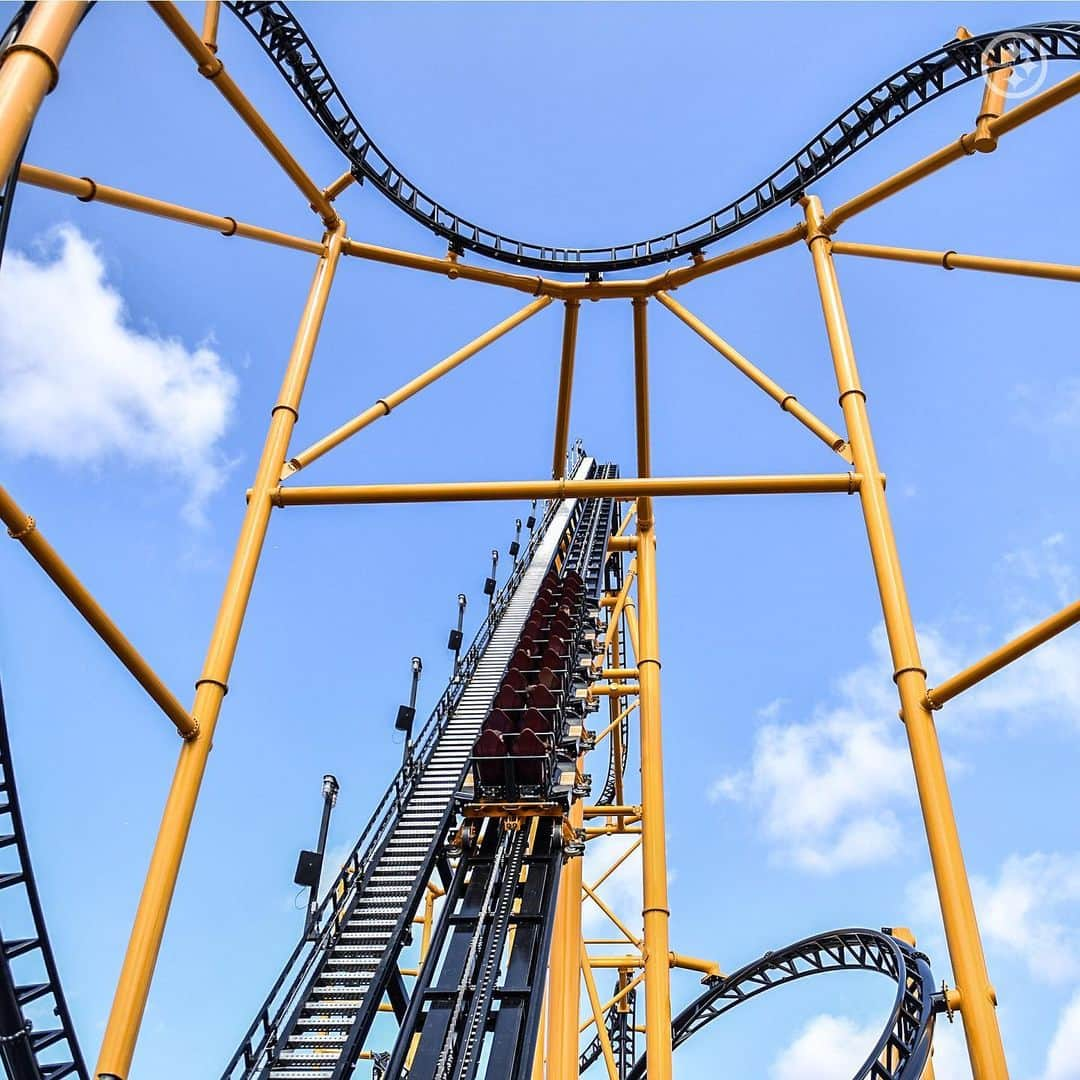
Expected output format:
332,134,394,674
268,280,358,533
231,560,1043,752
625,928,938,1080
0,686,87,1080
224,5,1080,273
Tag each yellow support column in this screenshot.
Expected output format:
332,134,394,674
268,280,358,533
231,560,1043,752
552,300,581,478
95,225,346,1079
631,297,674,1080
549,800,584,1077
802,195,1007,1080
0,0,86,183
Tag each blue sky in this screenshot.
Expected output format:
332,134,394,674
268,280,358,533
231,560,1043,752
1,2,1079,1077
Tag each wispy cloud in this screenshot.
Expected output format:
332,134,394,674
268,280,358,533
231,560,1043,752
770,1014,883,1080
710,626,914,874
1040,989,1080,1080
909,852,1080,986
0,224,237,525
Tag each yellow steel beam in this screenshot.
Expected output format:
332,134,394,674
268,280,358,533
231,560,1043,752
323,169,356,202
591,704,639,747
341,237,652,300
823,68,1080,235
95,225,346,1079
583,806,641,819
831,239,1080,285
581,937,620,1080
284,296,553,477
551,300,581,478
587,683,640,698
630,295,674,1080
973,43,1013,152
549,745,586,1077
655,291,852,461
824,137,976,236
597,560,637,667
341,225,805,301
18,163,324,255
581,881,641,948
0,0,86,184
588,838,641,894
669,952,722,979
615,503,637,537
0,485,195,740
632,300,652,526
149,1,339,228
272,473,860,506
609,624,627,809
803,195,1007,1080
200,0,220,52
580,971,645,1033
645,224,808,292
927,597,1080,709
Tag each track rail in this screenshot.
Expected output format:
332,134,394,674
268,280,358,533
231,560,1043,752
223,6,1080,273
624,928,938,1080
0,685,87,1080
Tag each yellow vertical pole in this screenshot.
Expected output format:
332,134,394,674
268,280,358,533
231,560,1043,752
549,795,584,1075
95,224,346,1079
609,620,626,815
631,297,674,1080
552,300,581,478
802,195,1007,1080
546,880,569,1075
0,0,86,183
201,0,221,53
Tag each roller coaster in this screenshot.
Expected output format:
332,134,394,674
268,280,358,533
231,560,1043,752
0,3,1078,1079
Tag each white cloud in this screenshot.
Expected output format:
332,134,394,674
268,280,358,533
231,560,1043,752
909,852,1080,985
0,224,237,524
1041,989,1080,1080
582,834,642,940
771,1015,881,1080
712,627,914,873
926,1020,970,1080
757,697,789,720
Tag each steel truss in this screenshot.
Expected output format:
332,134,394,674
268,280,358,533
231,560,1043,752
0,4,1078,1080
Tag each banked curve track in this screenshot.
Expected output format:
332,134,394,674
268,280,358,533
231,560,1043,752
623,928,938,1080
224,7,1080,273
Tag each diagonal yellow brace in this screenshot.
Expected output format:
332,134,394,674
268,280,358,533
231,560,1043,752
149,1,339,228
656,291,853,462
0,485,196,740
927,597,1080,709
284,296,552,477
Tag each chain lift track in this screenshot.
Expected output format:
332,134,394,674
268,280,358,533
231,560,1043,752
382,472,619,1080
223,455,597,1080
0,687,87,1080
224,4,1080,272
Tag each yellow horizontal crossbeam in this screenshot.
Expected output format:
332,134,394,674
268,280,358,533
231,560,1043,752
270,473,861,506
832,240,1080,285
18,163,323,255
